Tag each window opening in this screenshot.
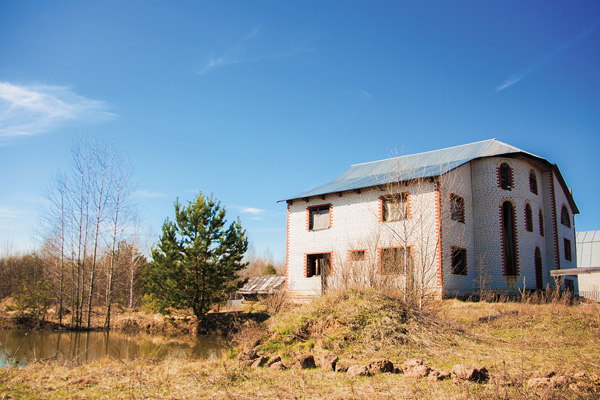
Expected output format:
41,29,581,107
451,247,467,275
450,194,465,223
382,194,408,221
502,201,517,276
349,250,365,261
564,238,572,261
309,205,330,230
560,206,571,228
306,253,331,277
380,247,412,275
538,209,544,236
529,170,538,194
535,247,543,290
500,163,512,190
525,203,533,232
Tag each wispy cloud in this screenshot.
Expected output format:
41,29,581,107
241,207,266,215
133,190,166,198
496,18,600,92
198,26,314,74
347,89,373,100
0,206,25,220
0,82,115,141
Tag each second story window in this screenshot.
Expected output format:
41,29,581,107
382,193,408,221
450,194,465,223
525,203,533,232
499,162,512,190
308,205,331,230
529,170,538,194
560,205,571,228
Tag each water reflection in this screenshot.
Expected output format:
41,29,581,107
0,330,229,367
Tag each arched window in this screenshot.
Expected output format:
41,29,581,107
535,247,543,290
538,209,544,236
499,163,512,190
560,205,571,228
529,170,538,195
502,201,518,276
525,203,533,232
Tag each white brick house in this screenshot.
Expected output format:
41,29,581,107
282,139,578,298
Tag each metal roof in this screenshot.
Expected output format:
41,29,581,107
282,139,539,201
577,230,600,268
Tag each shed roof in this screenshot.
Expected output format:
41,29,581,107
281,139,578,213
238,275,286,295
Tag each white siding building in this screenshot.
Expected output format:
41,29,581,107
282,139,578,298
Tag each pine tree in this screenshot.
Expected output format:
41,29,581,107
143,193,248,319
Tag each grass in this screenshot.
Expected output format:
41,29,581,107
1,290,599,399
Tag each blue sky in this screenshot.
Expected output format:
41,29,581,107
1,1,599,261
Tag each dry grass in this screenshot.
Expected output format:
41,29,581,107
1,292,599,399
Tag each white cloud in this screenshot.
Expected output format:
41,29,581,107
0,206,25,220
0,82,115,140
241,207,266,215
496,18,600,92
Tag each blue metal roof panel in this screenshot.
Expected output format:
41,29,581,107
282,139,529,201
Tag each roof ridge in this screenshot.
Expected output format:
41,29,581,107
350,138,498,167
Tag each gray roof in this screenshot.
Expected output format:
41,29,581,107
577,231,600,268
238,275,286,295
282,139,541,201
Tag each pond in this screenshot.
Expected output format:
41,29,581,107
0,330,230,368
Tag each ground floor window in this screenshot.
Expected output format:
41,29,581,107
380,247,412,275
349,250,365,261
306,253,332,277
451,247,467,275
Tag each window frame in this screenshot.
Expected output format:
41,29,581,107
450,194,465,223
306,252,332,277
380,193,409,222
451,246,467,275
538,209,544,236
307,204,331,231
564,238,572,262
501,200,518,276
379,246,412,275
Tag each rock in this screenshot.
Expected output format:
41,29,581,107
241,359,256,368
347,365,370,377
367,359,394,374
237,349,258,361
451,365,489,382
335,362,349,373
402,359,424,373
266,356,281,367
428,370,451,382
251,356,269,368
296,355,316,369
321,355,339,372
405,365,431,378
550,375,570,388
269,361,287,370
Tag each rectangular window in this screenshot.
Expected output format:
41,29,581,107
451,247,467,275
380,247,411,275
309,205,330,230
306,253,331,277
382,194,408,221
450,194,465,223
564,238,572,262
349,250,365,261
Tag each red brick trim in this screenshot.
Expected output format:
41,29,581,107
538,208,544,237
379,192,411,222
286,203,290,289
435,185,443,287
306,203,332,231
500,199,519,276
549,173,561,270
